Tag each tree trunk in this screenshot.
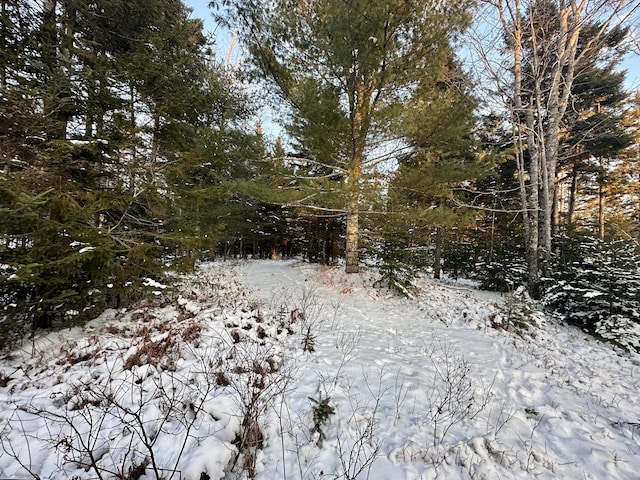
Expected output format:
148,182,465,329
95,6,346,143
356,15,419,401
433,227,443,279
344,77,370,274
552,174,561,236
598,158,605,239
598,184,605,239
42,0,67,139
1,0,7,88
151,113,160,164
494,0,585,296
506,0,542,293
345,191,360,273
568,164,579,225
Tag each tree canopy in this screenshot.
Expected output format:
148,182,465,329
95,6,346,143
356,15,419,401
213,0,476,272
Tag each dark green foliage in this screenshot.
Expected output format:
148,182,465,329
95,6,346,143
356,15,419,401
372,59,483,286
495,287,545,334
473,249,528,292
309,394,335,446
0,0,255,349
0,165,170,345
543,235,640,351
215,0,475,272
439,225,528,292
373,242,430,297
301,325,316,353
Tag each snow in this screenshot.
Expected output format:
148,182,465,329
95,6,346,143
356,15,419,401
1,259,639,479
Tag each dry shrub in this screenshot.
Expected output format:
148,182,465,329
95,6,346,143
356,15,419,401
180,322,202,342
177,312,194,322
231,330,243,344
105,324,123,335
123,333,175,370
233,415,264,479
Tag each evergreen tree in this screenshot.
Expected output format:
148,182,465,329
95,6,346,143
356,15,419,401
377,59,483,290
0,0,253,347
214,0,474,273
544,235,640,352
559,23,633,238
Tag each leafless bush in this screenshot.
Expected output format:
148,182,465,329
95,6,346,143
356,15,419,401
420,340,493,449
392,370,412,427
224,339,296,479
334,370,384,480
14,350,222,480
392,339,496,470
1,410,41,479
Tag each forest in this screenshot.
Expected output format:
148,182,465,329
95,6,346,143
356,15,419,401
1,0,640,350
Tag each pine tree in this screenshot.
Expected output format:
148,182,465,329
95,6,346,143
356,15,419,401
214,0,474,273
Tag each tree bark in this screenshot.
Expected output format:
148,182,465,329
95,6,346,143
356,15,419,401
505,0,541,292
344,77,371,274
552,175,561,236
42,0,67,139
568,164,579,225
598,157,605,239
345,173,360,273
1,0,7,88
433,226,443,280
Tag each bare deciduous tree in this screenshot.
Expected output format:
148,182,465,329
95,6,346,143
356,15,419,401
470,0,638,293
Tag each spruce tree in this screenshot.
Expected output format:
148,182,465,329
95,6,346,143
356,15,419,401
0,0,253,347
379,60,482,288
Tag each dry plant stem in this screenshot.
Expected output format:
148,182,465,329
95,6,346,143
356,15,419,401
16,345,221,479
336,370,384,480
419,339,493,454
224,337,295,478
486,400,517,438
393,370,411,427
1,410,41,479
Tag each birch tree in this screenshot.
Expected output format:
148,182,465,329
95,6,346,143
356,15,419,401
474,0,638,294
214,0,474,273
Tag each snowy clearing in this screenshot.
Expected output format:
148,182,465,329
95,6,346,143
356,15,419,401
1,259,639,479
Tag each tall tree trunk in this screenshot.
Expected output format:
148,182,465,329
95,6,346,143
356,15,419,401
568,164,579,225
502,0,540,292
598,183,605,239
151,112,160,164
344,78,371,274
0,0,7,88
598,157,606,239
42,0,67,139
345,179,360,273
552,175,561,236
495,0,586,296
433,226,443,280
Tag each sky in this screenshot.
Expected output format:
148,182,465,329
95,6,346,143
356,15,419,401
184,0,639,153
186,1,239,66
185,1,640,90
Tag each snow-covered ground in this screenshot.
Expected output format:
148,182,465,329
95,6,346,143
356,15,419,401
1,259,639,479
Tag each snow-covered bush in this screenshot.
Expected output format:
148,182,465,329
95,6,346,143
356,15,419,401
368,239,429,297
494,286,545,334
543,237,640,352
443,232,527,292
474,257,528,292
